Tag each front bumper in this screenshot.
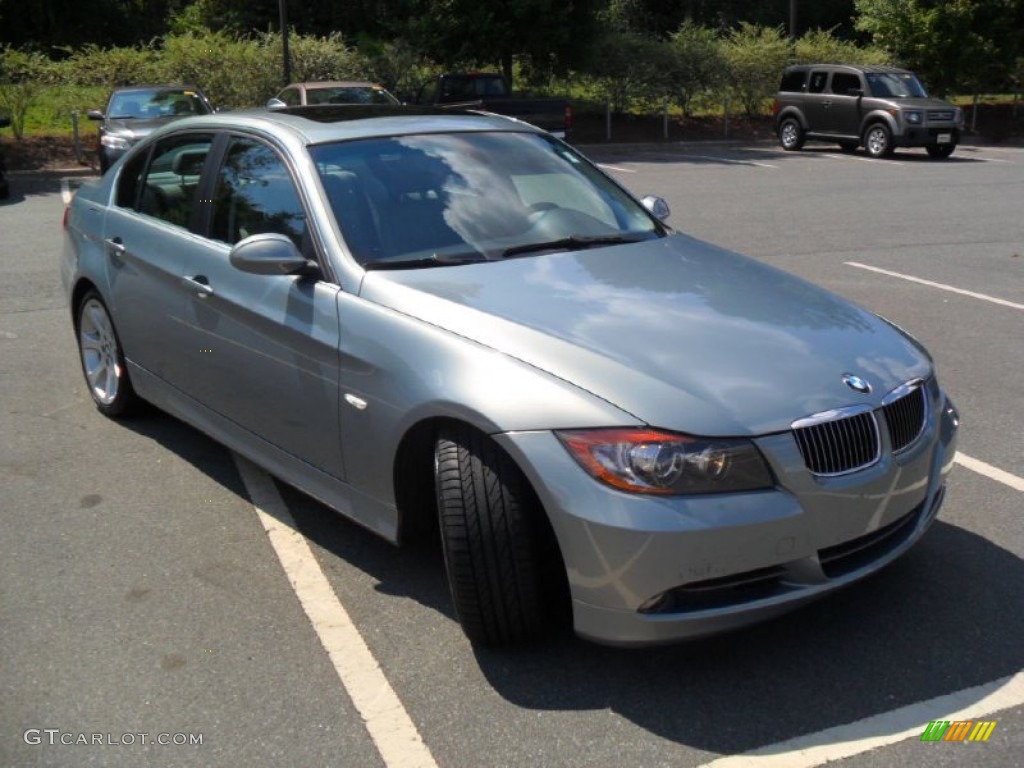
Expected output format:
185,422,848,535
897,125,961,148
495,389,958,646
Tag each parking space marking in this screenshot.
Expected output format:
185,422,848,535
845,262,1024,311
234,455,439,768
699,669,1024,768
597,163,636,173
687,154,778,169
60,179,72,205
956,452,1024,492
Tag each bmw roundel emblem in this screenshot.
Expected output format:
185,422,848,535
842,373,872,394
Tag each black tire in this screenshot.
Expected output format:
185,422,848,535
434,424,551,646
76,290,139,417
778,118,805,151
863,123,893,158
838,141,859,153
926,144,955,159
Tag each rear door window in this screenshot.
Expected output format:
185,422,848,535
119,133,214,229
808,71,829,94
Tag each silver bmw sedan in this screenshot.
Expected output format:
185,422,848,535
62,106,959,647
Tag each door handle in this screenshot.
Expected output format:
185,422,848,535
104,236,126,254
182,274,215,298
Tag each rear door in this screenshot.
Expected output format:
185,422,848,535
103,131,216,382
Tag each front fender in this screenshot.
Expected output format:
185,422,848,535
334,290,639,507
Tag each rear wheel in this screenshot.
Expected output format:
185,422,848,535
863,124,893,158
76,291,139,416
434,424,552,646
778,118,805,151
926,144,955,159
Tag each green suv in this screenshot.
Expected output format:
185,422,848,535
773,64,964,159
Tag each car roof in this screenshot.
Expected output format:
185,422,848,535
290,81,388,89
154,106,542,145
110,84,206,93
784,63,911,75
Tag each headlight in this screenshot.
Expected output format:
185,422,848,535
556,428,774,495
100,134,130,150
904,111,922,125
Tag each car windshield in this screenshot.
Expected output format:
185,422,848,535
865,73,928,99
309,131,662,268
307,86,400,106
108,88,211,119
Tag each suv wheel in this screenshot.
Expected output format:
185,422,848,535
778,118,805,151
926,144,955,159
863,124,893,158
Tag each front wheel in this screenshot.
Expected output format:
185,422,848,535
863,124,893,158
434,424,553,646
926,144,955,159
76,291,139,416
778,118,805,151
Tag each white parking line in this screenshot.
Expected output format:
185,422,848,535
597,163,636,173
699,669,1024,768
956,452,1024,492
687,154,778,169
234,455,439,768
845,262,1024,311
60,179,72,205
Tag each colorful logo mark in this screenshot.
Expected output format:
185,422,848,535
920,720,997,742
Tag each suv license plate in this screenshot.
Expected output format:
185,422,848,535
937,133,952,143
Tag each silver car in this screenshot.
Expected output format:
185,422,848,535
62,106,959,647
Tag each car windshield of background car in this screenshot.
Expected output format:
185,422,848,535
309,131,661,267
109,89,210,119
866,73,928,99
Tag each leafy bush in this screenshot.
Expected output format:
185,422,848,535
666,22,725,115
721,23,792,117
159,31,278,108
0,47,50,138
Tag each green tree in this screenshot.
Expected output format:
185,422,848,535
409,0,601,86
855,0,1021,95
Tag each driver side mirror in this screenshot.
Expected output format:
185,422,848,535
229,233,319,277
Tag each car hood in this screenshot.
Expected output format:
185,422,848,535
359,234,932,435
883,97,958,111
104,117,176,140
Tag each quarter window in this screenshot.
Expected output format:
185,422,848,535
211,138,307,247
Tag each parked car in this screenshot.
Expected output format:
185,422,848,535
62,105,958,647
773,64,964,158
87,85,215,173
267,81,401,109
413,72,572,138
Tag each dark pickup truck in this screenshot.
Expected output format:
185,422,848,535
414,72,572,139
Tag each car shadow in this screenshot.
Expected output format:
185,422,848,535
117,410,1022,756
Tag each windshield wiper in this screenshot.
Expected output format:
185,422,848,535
502,233,648,258
362,252,487,270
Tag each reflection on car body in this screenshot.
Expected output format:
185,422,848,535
61,106,958,647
